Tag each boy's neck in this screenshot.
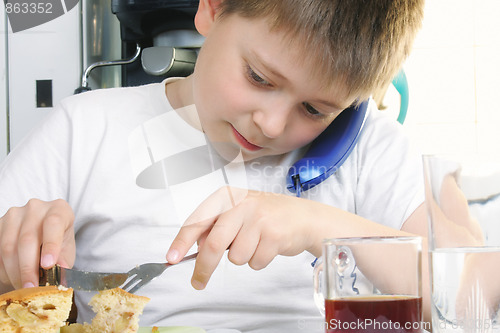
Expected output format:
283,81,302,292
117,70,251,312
165,76,202,132
164,75,193,109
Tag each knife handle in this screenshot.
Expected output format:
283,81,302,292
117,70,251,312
39,266,60,287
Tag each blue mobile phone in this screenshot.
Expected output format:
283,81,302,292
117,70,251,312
287,100,369,196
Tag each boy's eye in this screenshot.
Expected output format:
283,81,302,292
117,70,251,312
302,102,321,116
246,65,271,86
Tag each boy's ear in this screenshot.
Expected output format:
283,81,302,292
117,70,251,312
195,0,222,36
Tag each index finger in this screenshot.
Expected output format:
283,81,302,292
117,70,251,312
40,200,74,269
167,217,217,264
167,186,241,263
40,216,70,269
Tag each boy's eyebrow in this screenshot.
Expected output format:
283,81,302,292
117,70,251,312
310,96,350,113
251,51,288,83
251,51,348,111
319,99,353,112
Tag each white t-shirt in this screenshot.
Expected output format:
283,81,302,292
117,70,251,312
0,79,423,332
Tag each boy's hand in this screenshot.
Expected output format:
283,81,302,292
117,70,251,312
166,186,317,290
0,199,75,290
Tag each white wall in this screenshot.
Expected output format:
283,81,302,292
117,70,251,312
1,1,120,163
402,0,500,157
7,5,81,150
0,5,7,163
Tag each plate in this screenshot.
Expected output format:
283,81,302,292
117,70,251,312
138,327,206,333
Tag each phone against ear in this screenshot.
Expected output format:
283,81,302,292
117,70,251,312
287,100,369,196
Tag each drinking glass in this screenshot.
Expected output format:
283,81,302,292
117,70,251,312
313,236,423,333
423,154,500,332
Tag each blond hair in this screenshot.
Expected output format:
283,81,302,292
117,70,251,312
217,0,424,102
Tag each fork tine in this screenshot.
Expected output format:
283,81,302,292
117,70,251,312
120,275,141,292
122,252,199,294
126,279,150,294
122,265,166,293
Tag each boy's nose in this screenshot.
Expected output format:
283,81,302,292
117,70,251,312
252,103,291,139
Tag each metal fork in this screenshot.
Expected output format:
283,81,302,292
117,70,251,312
120,252,198,293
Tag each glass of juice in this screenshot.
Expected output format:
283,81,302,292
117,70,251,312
313,236,423,333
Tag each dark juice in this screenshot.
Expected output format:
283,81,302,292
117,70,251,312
325,295,422,333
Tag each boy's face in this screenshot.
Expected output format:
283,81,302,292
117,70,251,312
191,13,355,161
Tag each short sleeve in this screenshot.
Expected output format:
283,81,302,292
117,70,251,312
0,104,71,216
354,102,424,230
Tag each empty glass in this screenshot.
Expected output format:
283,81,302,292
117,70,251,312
424,154,500,332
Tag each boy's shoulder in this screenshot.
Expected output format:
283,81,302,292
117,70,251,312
63,81,162,105
57,81,168,118
361,99,406,138
348,99,413,161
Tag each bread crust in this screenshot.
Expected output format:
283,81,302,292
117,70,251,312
0,286,72,304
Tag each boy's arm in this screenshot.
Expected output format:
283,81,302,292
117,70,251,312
166,192,437,323
167,187,426,294
401,203,431,324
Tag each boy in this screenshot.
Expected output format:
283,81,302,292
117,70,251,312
0,0,435,331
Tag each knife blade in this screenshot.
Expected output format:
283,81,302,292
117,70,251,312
39,265,129,291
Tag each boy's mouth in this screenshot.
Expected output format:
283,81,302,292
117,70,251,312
231,126,263,151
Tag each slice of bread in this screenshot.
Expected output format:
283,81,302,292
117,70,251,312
0,286,73,333
0,286,149,333
86,288,150,333
62,288,150,333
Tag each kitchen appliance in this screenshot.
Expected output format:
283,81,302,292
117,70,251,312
111,0,202,87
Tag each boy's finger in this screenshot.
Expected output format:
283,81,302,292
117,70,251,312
248,238,279,271
190,211,241,289
18,207,56,287
227,223,260,266
167,188,231,263
1,248,21,289
167,218,214,263
191,249,222,290
0,258,10,285
167,186,248,266
40,210,73,269
0,213,23,288
17,226,42,288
